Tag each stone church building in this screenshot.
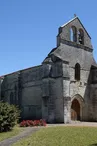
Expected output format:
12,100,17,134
0,16,97,123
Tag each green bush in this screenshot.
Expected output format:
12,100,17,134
0,101,20,132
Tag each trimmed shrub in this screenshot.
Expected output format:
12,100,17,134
20,119,46,127
0,101,20,132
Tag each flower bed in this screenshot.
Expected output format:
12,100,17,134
20,119,46,127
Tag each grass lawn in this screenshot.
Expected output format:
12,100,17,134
12,126,97,146
0,125,24,142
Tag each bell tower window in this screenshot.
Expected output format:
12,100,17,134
78,29,84,45
70,26,77,42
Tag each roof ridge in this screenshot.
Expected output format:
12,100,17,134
61,16,78,27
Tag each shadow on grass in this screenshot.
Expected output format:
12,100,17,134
89,144,97,146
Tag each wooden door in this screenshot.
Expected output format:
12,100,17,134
71,99,80,121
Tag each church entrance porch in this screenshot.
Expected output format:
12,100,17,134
63,95,83,123
71,95,84,122
71,99,80,121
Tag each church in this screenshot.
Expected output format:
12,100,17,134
0,16,97,123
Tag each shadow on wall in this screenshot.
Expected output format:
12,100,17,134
83,66,94,122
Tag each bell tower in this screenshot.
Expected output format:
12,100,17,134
57,16,93,49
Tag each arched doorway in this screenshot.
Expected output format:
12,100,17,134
71,99,80,121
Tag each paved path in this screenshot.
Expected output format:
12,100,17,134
48,121,97,127
0,127,41,146
1,122,97,146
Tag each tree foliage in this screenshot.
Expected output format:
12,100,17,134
0,101,20,132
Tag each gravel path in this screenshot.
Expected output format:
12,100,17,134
47,121,97,127
0,127,41,146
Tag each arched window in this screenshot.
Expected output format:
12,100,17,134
78,29,84,45
70,26,77,42
75,63,80,81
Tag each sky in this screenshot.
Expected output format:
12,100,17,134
0,0,97,75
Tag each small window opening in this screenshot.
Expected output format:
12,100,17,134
70,26,77,42
78,29,84,45
43,97,48,107
75,63,80,81
10,92,14,104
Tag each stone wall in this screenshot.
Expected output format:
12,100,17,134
56,27,93,122
42,61,64,123
88,68,97,121
1,66,43,120
57,17,92,48
20,66,43,119
1,72,19,104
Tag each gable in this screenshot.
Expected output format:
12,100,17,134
43,16,94,68
61,17,91,39
57,17,92,49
